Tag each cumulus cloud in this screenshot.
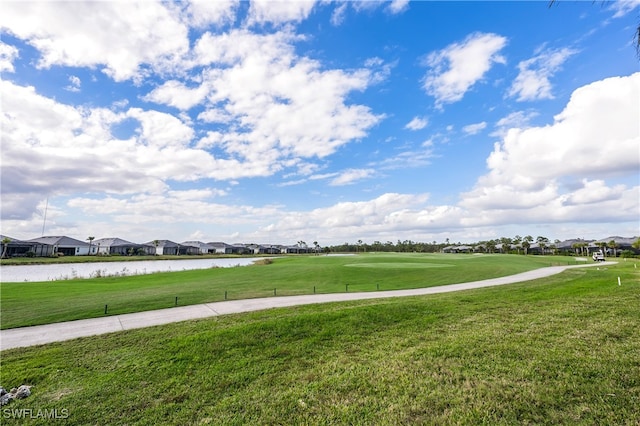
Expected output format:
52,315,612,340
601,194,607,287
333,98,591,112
562,179,626,206
0,1,189,81
508,47,577,101
246,0,318,26
423,32,507,106
182,0,239,28
0,41,18,72
185,29,382,160
143,80,210,110
460,72,640,224
64,75,81,92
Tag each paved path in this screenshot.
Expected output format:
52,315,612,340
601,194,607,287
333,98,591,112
0,262,614,350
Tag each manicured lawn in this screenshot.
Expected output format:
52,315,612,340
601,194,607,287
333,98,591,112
0,260,638,424
1,254,572,329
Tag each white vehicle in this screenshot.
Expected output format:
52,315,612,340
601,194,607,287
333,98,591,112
592,252,605,262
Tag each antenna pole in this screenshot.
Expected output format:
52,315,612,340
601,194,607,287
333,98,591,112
41,197,48,236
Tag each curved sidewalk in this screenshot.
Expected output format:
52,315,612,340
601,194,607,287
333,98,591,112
0,262,613,350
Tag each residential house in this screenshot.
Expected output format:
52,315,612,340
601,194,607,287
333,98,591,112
28,236,90,256
442,245,473,253
246,244,281,254
594,236,640,256
283,244,309,254
181,241,217,255
230,243,252,255
93,237,149,255
145,240,179,255
1,235,55,257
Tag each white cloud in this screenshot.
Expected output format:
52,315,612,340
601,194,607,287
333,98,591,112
246,0,318,26
270,193,431,235
490,110,538,138
330,169,375,186
609,0,640,18
375,147,434,170
405,116,429,130
0,1,189,81
462,122,486,135
330,3,348,26
387,0,410,15
144,80,209,110
0,41,18,72
460,73,640,223
182,0,239,28
508,47,577,101
186,29,383,160
562,179,626,206
66,190,279,229
65,75,81,92
423,32,507,106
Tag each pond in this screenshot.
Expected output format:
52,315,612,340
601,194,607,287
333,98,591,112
0,258,263,282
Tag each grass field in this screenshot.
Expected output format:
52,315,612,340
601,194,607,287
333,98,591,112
0,258,638,424
1,254,577,329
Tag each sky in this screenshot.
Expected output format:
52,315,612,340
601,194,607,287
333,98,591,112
1,0,639,246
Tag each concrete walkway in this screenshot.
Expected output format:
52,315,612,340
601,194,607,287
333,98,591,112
0,262,613,350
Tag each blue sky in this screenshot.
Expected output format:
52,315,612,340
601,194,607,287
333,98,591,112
1,0,639,246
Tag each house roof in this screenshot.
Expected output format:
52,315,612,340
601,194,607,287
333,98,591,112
555,239,595,249
93,237,136,247
594,236,638,245
208,242,233,248
144,240,178,248
181,241,214,249
28,236,89,247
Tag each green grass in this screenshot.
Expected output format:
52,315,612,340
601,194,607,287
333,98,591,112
1,254,574,329
0,260,638,424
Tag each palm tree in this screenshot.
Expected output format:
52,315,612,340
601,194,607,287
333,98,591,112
500,237,512,254
1,237,11,259
522,235,534,255
536,236,549,255
313,241,319,255
608,240,618,258
513,235,522,254
87,236,95,255
153,240,160,256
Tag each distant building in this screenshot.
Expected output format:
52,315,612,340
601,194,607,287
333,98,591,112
28,236,90,256
93,238,150,255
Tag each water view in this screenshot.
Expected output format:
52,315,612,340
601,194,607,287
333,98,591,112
0,258,262,282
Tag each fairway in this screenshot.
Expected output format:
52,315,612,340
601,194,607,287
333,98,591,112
345,262,453,268
0,254,574,329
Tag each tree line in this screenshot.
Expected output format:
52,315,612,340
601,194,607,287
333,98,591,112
326,236,640,256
